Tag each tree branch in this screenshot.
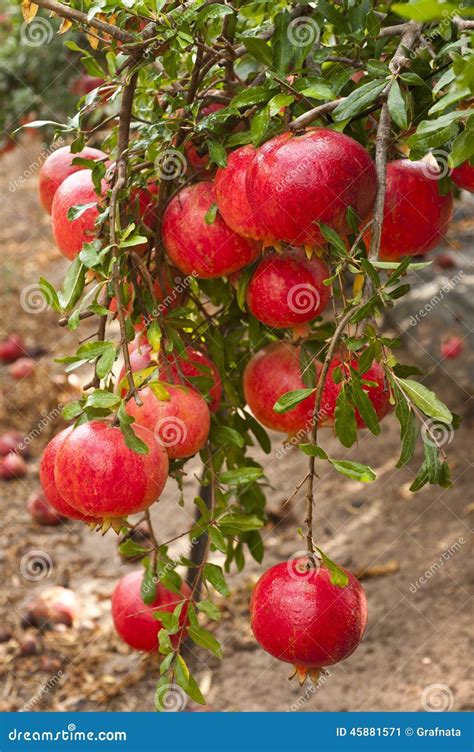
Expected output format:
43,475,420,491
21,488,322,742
30,0,134,42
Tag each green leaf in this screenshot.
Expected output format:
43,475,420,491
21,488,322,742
79,240,102,268
67,202,96,221
117,538,149,559
230,86,271,109
96,346,116,379
196,599,221,621
207,140,227,168
395,391,418,467
204,202,218,225
219,514,264,534
203,563,230,596
219,467,263,486
77,340,115,359
388,79,408,130
141,564,157,605
334,389,357,448
392,0,464,21
250,106,270,146
273,388,314,414
319,223,348,255
246,413,271,454
120,423,149,455
174,655,206,706
149,382,171,401
268,93,294,117
329,460,376,483
350,377,381,436
62,401,83,420
39,277,61,312
58,257,86,310
316,548,349,588
398,379,452,424
211,425,245,449
241,38,273,66
188,626,223,658
197,3,233,24
299,444,328,459
333,79,386,122
208,526,227,553
85,389,120,409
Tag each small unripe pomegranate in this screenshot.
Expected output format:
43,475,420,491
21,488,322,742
0,452,27,480
27,491,64,526
55,421,169,519
0,334,27,363
9,357,35,379
320,356,392,428
369,160,453,260
39,145,107,214
40,429,97,523
246,249,330,328
112,569,191,652
250,558,367,680
22,586,79,629
243,342,318,434
451,161,474,192
126,384,210,460
440,336,464,359
246,129,377,247
51,170,106,260
214,145,264,238
162,181,260,278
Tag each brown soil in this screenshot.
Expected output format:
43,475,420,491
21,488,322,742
0,142,472,713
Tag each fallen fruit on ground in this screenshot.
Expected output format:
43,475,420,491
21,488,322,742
51,170,105,260
54,421,169,518
0,334,27,363
243,342,318,434
246,248,330,328
9,357,35,379
441,336,464,359
245,129,377,247
126,384,211,459
27,490,64,526
39,145,107,214
0,430,29,457
250,558,367,681
162,181,260,278
112,569,191,652
0,452,27,480
22,586,79,629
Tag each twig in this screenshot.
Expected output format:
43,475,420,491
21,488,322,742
29,0,134,42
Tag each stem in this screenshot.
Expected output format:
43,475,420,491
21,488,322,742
30,0,134,42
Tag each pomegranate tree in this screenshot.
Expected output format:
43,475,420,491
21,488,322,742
22,0,465,711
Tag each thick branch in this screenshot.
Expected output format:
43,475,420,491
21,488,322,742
30,0,134,42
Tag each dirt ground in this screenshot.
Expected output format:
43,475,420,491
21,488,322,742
0,141,472,713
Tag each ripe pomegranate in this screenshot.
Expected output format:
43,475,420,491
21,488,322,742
0,430,29,458
246,248,330,328
55,421,169,518
161,347,222,413
440,336,464,359
112,569,191,652
51,170,106,260
70,75,105,96
251,558,367,680
126,384,210,460
22,586,79,629
451,161,474,192
9,357,35,379
214,145,264,238
243,342,318,434
27,491,64,526
368,160,453,259
40,429,97,523
245,129,377,247
0,334,27,363
0,452,27,480
39,145,107,214
131,181,159,228
320,356,392,428
162,181,260,278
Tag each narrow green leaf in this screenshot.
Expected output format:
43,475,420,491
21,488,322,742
329,459,376,483
333,79,386,121
334,389,357,448
203,563,230,596
58,257,86,310
196,599,221,621
388,79,408,129
188,626,223,658
273,388,314,414
299,444,328,459
219,467,263,485
398,379,452,424
316,548,349,587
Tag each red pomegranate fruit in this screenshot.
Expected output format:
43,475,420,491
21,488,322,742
112,569,191,652
320,356,392,428
9,357,35,379
440,336,464,359
22,586,79,629
161,346,222,413
126,384,210,460
214,145,264,238
27,491,64,526
451,161,474,192
162,181,260,278
51,170,106,260
243,342,318,434
131,181,159,228
0,334,27,363
245,129,377,247
251,558,367,680
40,429,97,523
0,429,29,457
369,160,453,259
246,248,330,328
0,452,27,480
39,145,107,214
54,421,169,518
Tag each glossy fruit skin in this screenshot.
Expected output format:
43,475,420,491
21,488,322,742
55,421,169,518
162,181,260,278
40,429,97,522
161,347,222,413
51,171,105,260
27,491,64,526
0,334,27,363
126,384,210,460
451,161,474,192
374,160,453,260
243,342,317,434
320,357,392,428
245,129,377,247
246,248,330,328
39,145,106,214
214,145,264,238
250,559,367,669
112,570,191,652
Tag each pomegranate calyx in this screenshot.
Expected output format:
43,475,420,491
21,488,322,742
304,245,314,260
97,517,128,535
289,664,322,686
